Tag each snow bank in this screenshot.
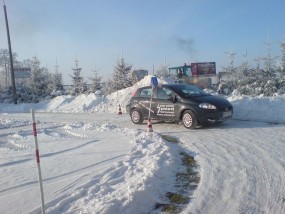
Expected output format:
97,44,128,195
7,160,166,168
90,75,173,113
1,75,285,124
229,94,285,124
28,126,181,214
0,75,172,114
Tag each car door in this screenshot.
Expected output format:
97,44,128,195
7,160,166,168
153,87,178,121
136,87,155,118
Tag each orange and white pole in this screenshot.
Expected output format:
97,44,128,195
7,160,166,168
31,108,45,214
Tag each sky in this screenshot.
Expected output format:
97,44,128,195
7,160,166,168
1,0,285,84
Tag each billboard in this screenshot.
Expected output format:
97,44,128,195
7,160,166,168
14,67,31,79
191,62,216,77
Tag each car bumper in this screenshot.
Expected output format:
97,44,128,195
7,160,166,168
199,109,233,124
126,103,130,114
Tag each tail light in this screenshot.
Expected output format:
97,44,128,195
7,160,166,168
131,90,138,97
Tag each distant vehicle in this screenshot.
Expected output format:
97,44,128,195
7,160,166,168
126,83,233,129
168,62,217,88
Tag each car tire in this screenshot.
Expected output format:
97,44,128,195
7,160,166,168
131,109,144,124
182,110,197,129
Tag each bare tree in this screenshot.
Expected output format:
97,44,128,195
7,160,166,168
156,64,169,78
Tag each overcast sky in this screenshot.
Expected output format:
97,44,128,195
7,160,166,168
1,0,285,84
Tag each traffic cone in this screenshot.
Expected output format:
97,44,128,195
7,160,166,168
118,104,122,115
147,118,153,132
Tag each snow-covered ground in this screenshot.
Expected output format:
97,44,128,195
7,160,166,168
1,76,285,214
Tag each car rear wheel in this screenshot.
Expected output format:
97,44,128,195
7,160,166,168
182,110,197,129
131,109,144,124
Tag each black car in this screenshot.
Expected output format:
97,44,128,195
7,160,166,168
126,83,233,129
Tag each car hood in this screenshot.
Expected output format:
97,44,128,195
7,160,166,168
185,95,232,108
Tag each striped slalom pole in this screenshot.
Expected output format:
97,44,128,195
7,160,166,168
31,108,45,214
147,118,153,132
147,86,154,132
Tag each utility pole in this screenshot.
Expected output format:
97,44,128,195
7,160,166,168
3,0,17,104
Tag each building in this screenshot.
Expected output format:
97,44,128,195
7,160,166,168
14,68,31,85
132,69,148,81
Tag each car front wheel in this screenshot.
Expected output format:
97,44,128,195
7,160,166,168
131,109,144,124
182,110,197,129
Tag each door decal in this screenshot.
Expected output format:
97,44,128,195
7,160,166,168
157,104,175,116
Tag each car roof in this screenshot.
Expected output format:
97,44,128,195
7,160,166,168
137,83,194,91
162,83,188,87
139,83,189,88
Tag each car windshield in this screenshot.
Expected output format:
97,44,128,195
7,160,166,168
170,84,208,97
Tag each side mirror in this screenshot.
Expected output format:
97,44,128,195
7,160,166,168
168,94,177,103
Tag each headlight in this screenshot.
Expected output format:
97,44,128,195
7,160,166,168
199,103,216,109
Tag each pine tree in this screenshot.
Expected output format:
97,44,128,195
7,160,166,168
53,71,63,91
218,51,238,94
234,51,254,95
50,62,63,96
281,38,285,71
262,33,279,85
112,58,132,90
88,68,102,93
30,56,46,98
70,59,84,95
102,79,115,95
259,35,280,96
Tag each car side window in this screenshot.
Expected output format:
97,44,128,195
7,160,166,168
157,88,173,100
139,88,152,98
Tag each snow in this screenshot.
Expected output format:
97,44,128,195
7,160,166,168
0,75,285,214
229,95,285,124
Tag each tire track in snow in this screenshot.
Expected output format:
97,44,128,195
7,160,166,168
0,120,133,214
179,122,285,214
